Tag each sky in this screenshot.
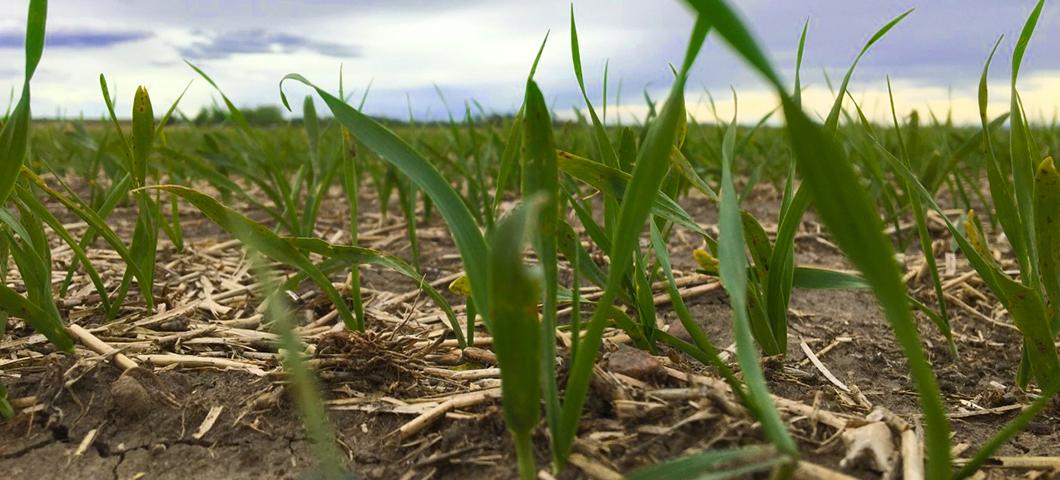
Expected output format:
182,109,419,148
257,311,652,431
0,0,1058,125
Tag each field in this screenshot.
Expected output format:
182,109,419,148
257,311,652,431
1,0,1059,479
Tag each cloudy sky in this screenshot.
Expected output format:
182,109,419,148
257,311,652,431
1,0,1058,124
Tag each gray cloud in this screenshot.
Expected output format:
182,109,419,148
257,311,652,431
45,0,492,34
738,1,1060,87
178,29,359,60
0,28,152,49
13,0,1060,122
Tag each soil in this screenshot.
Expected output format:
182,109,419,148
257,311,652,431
1,178,1058,480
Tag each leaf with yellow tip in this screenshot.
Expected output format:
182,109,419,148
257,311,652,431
693,249,719,272
448,275,473,296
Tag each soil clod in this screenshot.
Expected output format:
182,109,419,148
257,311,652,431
109,375,154,420
605,344,663,381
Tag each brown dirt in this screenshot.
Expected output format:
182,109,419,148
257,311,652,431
1,178,1058,480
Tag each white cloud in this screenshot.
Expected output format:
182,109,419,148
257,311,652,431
587,71,1060,127
2,0,1057,123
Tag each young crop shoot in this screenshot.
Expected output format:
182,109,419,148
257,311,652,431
488,198,544,480
4,0,1060,478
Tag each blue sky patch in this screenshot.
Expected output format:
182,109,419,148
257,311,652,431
0,29,152,49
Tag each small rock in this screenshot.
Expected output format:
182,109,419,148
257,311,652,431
606,345,663,381
110,375,154,419
667,320,693,343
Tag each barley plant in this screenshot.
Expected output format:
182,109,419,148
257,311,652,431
1,0,1058,478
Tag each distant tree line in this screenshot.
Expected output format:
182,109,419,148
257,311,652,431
189,104,524,127
193,105,285,125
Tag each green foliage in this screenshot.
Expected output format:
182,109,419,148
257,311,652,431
488,199,544,480
3,1,1060,478
194,104,285,124
150,185,358,330
0,0,76,416
281,74,491,338
681,0,950,477
521,80,562,467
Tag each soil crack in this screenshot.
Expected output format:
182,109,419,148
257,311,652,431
0,438,58,460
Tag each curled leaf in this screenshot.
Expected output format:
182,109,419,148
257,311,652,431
448,275,473,296
693,249,719,271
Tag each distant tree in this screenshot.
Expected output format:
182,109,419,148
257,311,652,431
243,105,284,123
193,105,227,125
193,104,285,125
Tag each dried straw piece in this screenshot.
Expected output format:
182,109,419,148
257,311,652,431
389,388,500,441
67,324,137,371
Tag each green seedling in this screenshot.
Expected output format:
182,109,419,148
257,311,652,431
681,0,951,477
0,0,76,419
488,198,545,480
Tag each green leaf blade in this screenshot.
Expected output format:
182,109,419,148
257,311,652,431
131,86,155,187
151,185,358,331
1034,158,1060,320
281,74,491,328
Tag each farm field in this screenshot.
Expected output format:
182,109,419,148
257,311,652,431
2,1,1059,479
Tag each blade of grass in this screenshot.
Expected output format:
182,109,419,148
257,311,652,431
571,6,620,235
670,148,719,201
148,185,358,331
522,80,562,465
488,197,545,480
0,208,60,330
722,96,782,356
716,92,797,460
679,1,949,476
20,167,149,294
764,8,910,341
0,0,47,207
824,8,913,135
554,16,708,468
13,185,112,312
281,74,491,334
244,251,348,479
285,237,463,347
1034,157,1060,330
0,282,73,354
157,146,291,230
886,77,955,356
979,36,1029,288
341,127,366,332
491,31,549,220
131,86,154,188
994,272,1059,387
1008,0,1047,291
556,150,710,237
849,93,1058,389
650,222,746,400
189,62,302,233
